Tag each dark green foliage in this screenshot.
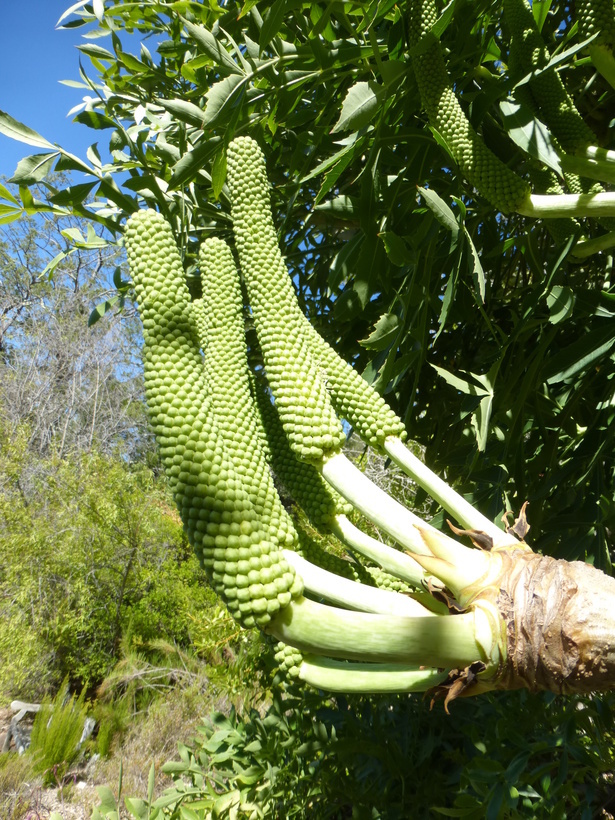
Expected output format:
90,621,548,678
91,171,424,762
104,682,615,818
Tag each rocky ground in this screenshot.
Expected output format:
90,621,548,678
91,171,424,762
0,706,104,819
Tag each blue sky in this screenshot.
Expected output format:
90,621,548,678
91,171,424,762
0,1,110,181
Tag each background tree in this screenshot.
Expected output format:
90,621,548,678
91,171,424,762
3,0,613,566
3,1,615,816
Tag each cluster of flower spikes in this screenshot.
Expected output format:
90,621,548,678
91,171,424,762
503,0,597,156
407,0,531,214
226,137,347,464
301,320,407,451
227,136,408,453
124,210,302,628
577,0,615,49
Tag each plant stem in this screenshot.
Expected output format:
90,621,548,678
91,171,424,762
266,596,484,667
331,514,428,587
282,550,433,617
383,437,518,550
520,192,615,218
298,656,448,693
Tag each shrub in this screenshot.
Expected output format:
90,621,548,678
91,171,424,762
28,679,89,786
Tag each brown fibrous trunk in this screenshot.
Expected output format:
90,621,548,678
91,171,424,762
494,548,615,694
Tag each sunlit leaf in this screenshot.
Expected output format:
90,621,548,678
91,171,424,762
500,99,562,176
9,152,59,185
183,20,243,75
331,81,382,133
0,110,54,149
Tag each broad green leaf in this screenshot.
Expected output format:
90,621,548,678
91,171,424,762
202,75,245,126
544,325,615,384
314,194,361,221
179,807,202,820
169,138,220,188
0,182,19,205
0,110,54,149
547,285,575,324
302,139,357,183
432,0,457,39
10,152,58,184
77,42,114,60
331,81,382,133
418,186,458,234
0,211,22,225
95,786,119,813
49,181,98,207
74,110,118,130
183,20,243,75
464,228,485,302
431,364,491,396
123,797,148,820
93,0,105,22
379,231,414,266
57,0,89,25
89,296,120,327
360,313,400,350
472,393,494,451
532,0,552,31
157,98,206,127
500,99,562,176
211,147,227,200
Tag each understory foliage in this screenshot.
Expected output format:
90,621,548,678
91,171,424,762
28,679,89,786
92,672,615,819
0,425,224,699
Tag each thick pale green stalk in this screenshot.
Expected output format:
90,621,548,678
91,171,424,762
331,515,428,587
384,437,518,550
282,550,432,617
266,596,485,667
298,657,448,694
519,193,615,218
321,452,448,556
571,231,615,259
560,153,615,185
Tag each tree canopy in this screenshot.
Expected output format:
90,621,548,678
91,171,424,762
1,0,615,567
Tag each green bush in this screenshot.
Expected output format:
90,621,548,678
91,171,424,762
99,680,615,819
28,679,89,786
0,432,225,700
